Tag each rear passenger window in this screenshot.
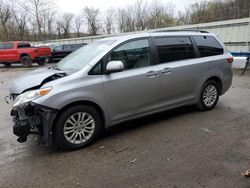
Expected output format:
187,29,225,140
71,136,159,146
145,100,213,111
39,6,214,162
17,43,31,48
154,37,195,63
193,36,224,57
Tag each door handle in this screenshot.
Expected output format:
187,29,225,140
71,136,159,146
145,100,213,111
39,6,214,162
146,71,157,78
161,67,172,74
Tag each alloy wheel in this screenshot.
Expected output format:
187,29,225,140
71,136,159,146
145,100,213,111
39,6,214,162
63,112,95,144
202,85,218,107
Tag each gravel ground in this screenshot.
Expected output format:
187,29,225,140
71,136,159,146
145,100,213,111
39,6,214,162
0,65,250,188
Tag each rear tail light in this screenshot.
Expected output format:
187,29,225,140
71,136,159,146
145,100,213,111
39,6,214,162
227,57,234,64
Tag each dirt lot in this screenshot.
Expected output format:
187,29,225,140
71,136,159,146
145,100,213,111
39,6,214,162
0,65,250,188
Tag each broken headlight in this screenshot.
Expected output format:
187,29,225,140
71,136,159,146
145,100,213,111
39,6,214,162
13,87,52,107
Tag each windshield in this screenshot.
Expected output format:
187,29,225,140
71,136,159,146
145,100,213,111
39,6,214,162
56,40,116,71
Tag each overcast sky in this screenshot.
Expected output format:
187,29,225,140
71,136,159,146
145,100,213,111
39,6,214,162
56,0,201,15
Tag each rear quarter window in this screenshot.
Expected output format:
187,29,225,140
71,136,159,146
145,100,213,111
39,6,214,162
193,36,224,57
154,36,195,64
0,43,13,49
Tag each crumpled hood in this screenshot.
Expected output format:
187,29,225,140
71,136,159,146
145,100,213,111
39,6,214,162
10,67,67,94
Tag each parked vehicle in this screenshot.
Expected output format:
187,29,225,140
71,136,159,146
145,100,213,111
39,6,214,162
0,41,51,67
9,31,233,150
51,43,86,63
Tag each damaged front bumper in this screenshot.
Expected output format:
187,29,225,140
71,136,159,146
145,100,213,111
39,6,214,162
11,102,58,146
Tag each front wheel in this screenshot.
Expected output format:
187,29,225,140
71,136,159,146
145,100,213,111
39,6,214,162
37,60,45,66
20,56,32,67
196,80,219,111
55,105,102,150
37,57,49,66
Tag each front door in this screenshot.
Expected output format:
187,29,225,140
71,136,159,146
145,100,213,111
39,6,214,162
102,38,160,124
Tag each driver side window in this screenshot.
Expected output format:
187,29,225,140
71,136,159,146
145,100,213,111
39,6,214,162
108,39,151,70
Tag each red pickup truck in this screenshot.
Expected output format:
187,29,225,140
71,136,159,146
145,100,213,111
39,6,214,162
0,41,51,67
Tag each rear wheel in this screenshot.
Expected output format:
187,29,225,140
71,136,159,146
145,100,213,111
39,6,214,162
37,57,50,66
37,60,45,66
20,56,32,67
196,80,219,111
55,105,102,150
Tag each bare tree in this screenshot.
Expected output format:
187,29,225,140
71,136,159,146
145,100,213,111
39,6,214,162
46,10,56,40
116,8,126,33
24,0,43,39
56,20,63,39
147,0,175,29
75,15,82,37
60,13,74,38
104,8,115,34
177,7,191,25
17,0,56,41
0,0,249,42
0,0,11,41
11,2,29,40
83,7,99,35
188,1,212,24
134,0,148,31
182,0,250,24
124,7,136,32
117,6,136,33
41,2,56,40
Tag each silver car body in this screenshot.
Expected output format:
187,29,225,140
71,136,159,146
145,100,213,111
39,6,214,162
10,32,233,145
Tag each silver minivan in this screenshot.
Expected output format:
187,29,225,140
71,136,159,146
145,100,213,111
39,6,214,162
9,31,233,150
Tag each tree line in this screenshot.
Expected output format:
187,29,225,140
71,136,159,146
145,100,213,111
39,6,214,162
0,0,249,42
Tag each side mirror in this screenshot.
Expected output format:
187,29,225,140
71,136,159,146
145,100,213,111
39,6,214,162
105,61,124,74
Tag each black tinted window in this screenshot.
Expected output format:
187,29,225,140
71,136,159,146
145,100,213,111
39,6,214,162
70,44,78,50
193,36,224,57
17,43,31,48
154,37,195,63
63,45,72,51
89,61,102,75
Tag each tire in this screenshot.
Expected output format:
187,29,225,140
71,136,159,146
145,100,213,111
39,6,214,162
20,56,32,67
50,58,54,64
196,80,220,111
37,60,45,66
38,57,50,66
55,105,102,150
3,62,11,67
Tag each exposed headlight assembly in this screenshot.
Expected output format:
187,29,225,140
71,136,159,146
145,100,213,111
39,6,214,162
13,87,52,107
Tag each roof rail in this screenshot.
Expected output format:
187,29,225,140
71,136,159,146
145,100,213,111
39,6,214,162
152,29,210,33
